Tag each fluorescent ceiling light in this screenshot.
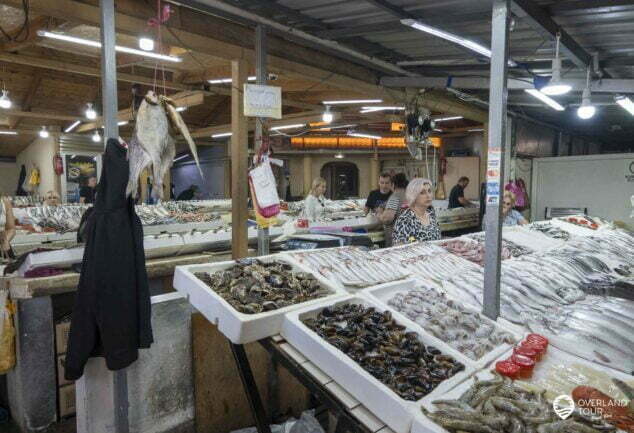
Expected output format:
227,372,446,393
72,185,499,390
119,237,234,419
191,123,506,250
271,123,305,131
208,76,256,84
174,154,189,162
334,153,345,159
525,89,565,111
38,31,182,62
314,123,358,131
347,132,381,140
615,95,634,116
402,19,492,57
322,99,382,105
212,132,232,138
433,129,443,132
322,105,333,123
118,120,129,126
434,116,463,122
92,130,101,142
64,120,81,133
0,130,18,135
39,126,49,138
540,35,571,96
360,106,405,113
85,103,97,120
469,128,484,132
176,106,187,112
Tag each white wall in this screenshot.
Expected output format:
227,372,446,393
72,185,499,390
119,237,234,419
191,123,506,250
0,161,20,197
16,136,59,196
531,153,634,225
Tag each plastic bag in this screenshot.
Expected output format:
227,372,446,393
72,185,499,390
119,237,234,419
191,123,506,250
0,290,16,374
231,410,324,433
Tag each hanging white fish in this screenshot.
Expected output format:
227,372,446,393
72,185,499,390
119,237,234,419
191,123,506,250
126,90,202,199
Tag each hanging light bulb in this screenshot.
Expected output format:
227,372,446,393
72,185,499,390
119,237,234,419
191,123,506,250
92,130,101,142
39,126,49,138
0,89,12,109
85,103,97,120
138,36,154,51
322,105,333,123
577,68,596,120
541,34,571,96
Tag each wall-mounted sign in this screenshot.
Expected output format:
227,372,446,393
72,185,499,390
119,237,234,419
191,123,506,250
244,84,282,119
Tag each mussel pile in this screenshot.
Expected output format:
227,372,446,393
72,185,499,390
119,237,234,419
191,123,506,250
303,303,465,401
194,259,330,314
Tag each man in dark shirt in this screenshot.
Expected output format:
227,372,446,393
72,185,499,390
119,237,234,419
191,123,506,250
79,176,97,204
177,184,199,201
364,172,392,214
448,176,474,208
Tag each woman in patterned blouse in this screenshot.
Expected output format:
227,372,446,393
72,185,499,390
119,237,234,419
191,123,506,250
392,178,441,245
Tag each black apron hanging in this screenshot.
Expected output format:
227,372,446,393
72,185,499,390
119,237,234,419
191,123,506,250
65,139,153,381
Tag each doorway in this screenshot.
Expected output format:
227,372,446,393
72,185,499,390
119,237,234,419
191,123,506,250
320,162,359,199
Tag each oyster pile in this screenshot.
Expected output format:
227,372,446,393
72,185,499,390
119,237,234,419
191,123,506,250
194,259,330,314
303,303,465,401
388,288,517,360
423,372,617,433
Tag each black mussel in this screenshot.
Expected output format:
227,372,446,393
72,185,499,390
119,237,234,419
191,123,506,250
451,362,465,375
427,346,441,355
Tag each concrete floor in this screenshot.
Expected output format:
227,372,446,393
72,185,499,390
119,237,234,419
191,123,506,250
5,417,76,433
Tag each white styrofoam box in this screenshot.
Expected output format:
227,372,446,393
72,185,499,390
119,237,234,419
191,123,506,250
17,247,84,276
173,254,347,344
281,295,474,433
143,234,185,259
362,280,523,370
179,230,232,255
412,370,496,433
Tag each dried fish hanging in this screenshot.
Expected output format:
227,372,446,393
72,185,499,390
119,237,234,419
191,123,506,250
126,1,202,199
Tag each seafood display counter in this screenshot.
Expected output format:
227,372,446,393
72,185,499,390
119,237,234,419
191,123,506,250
173,216,633,433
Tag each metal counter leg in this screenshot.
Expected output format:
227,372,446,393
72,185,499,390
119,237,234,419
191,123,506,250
230,343,272,433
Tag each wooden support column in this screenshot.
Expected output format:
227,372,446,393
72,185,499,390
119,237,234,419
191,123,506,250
370,152,379,186
302,155,313,196
224,144,232,199
231,59,248,259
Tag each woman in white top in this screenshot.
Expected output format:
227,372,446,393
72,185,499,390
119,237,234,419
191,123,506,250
303,177,327,221
1,195,16,259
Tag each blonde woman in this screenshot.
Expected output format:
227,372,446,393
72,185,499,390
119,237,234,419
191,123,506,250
502,190,528,226
392,178,441,245
1,195,16,259
304,177,327,221
44,190,61,206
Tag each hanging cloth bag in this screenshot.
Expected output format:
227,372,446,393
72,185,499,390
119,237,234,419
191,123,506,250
248,158,281,219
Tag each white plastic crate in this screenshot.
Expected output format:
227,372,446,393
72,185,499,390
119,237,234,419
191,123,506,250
362,279,523,370
173,254,347,344
281,295,474,433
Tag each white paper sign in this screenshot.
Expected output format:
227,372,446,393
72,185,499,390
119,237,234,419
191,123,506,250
249,162,280,208
244,84,282,119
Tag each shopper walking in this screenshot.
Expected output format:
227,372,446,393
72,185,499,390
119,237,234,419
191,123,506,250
304,177,327,221
364,172,392,215
392,178,441,245
448,176,475,208
376,173,408,247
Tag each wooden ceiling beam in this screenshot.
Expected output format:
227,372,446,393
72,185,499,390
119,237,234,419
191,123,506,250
1,109,78,121
8,71,43,128
0,52,193,91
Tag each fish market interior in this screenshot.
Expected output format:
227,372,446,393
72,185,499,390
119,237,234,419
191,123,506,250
0,1,633,433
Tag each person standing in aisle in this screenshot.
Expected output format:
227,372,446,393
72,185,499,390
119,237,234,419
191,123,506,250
0,194,16,260
392,178,441,245
79,176,97,204
304,177,327,221
448,176,475,208
177,184,199,201
364,172,392,215
376,173,408,247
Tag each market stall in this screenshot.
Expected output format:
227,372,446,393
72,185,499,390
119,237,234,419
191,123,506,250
173,216,634,433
